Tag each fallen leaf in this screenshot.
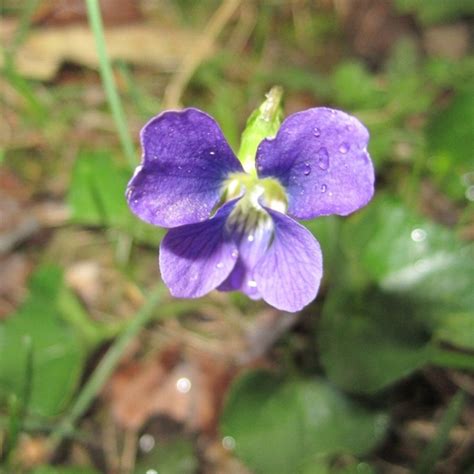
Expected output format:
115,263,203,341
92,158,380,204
104,344,236,434
0,20,211,81
33,0,142,27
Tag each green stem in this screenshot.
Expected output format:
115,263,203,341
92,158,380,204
415,390,466,474
85,0,136,169
48,284,164,451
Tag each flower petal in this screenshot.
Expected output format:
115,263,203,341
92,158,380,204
254,208,323,312
127,108,243,228
159,200,239,298
256,108,374,219
218,216,273,300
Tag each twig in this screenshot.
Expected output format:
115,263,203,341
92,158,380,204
163,0,242,109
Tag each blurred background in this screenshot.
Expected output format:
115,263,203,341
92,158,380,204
0,1,473,473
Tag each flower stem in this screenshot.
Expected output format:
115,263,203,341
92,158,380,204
85,0,136,169
48,284,165,452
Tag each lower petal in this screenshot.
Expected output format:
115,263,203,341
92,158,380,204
159,201,239,298
254,208,323,312
218,211,273,300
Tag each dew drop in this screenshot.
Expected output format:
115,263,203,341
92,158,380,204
209,150,216,155
216,262,224,269
303,163,311,176
320,184,327,193
317,147,329,170
313,127,321,137
411,228,427,242
222,436,236,450
247,234,254,242
231,250,239,259
139,434,155,453
248,280,257,288
339,142,350,154
176,377,192,393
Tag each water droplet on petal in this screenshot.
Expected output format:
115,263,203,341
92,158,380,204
209,150,216,155
339,142,350,154
248,280,257,288
313,127,321,137
247,234,254,242
317,147,329,170
216,262,224,269
231,250,239,259
345,124,353,132
320,184,327,193
303,163,311,176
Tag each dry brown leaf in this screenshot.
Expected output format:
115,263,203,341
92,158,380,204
0,253,30,318
33,0,142,26
0,20,210,81
104,344,236,434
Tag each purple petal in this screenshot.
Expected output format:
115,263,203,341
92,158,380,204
127,108,243,228
256,108,375,219
218,217,273,300
254,208,323,312
159,200,239,298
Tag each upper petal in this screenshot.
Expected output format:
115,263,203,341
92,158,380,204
127,108,243,228
256,108,375,220
254,208,323,312
159,200,239,299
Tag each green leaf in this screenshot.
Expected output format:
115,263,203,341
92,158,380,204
0,266,85,417
68,151,162,245
319,287,433,394
332,61,385,110
341,196,474,319
220,371,388,474
426,88,474,201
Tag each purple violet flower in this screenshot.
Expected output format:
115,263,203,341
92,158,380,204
126,101,374,312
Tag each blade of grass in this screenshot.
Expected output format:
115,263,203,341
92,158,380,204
85,0,137,169
415,390,466,474
48,284,165,453
430,347,474,371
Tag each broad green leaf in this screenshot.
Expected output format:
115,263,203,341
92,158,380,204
68,151,162,245
341,196,474,322
220,371,388,474
426,88,474,201
319,287,433,394
0,266,85,417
